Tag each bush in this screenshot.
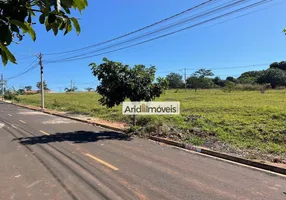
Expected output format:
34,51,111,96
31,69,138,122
234,84,264,91
4,90,19,101
257,68,286,88
222,81,235,92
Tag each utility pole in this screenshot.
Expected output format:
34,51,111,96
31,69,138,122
1,74,4,101
184,68,187,92
39,53,44,111
70,79,73,90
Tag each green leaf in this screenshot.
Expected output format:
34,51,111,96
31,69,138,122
10,20,36,41
70,17,80,35
72,0,88,12
41,6,50,16
48,13,57,24
52,23,59,35
0,24,12,46
27,13,32,24
62,6,71,14
59,21,66,30
24,22,36,41
64,20,72,35
10,24,19,34
39,14,45,24
0,43,17,66
0,49,8,66
45,19,52,32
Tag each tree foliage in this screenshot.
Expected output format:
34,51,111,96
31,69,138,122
90,58,163,108
36,80,48,90
226,76,236,83
65,86,77,92
269,61,286,71
0,0,88,65
212,76,225,87
166,72,183,89
186,69,214,91
187,76,214,91
17,88,25,94
237,70,264,84
156,76,169,91
24,85,32,91
222,81,235,92
193,69,214,78
257,68,286,88
85,87,93,92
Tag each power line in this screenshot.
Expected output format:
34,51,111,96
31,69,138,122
47,0,275,63
48,0,250,61
6,59,39,81
43,0,217,56
156,63,269,76
206,0,285,27
185,63,269,71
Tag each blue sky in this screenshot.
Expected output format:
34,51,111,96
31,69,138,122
1,0,286,92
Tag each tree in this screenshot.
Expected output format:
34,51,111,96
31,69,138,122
24,86,32,91
0,0,88,66
156,77,169,92
187,76,214,91
226,76,236,83
186,69,214,91
186,76,202,91
237,70,264,84
166,73,183,89
36,81,48,90
89,57,163,108
65,86,77,92
212,76,225,87
222,81,235,93
85,87,94,92
270,61,286,71
17,88,25,95
193,69,214,78
257,68,286,88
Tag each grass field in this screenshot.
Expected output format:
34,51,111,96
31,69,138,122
17,89,286,158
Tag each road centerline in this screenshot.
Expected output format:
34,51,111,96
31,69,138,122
8,114,12,116
19,120,26,124
40,130,50,135
85,153,119,171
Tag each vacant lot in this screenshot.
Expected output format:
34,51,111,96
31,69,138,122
17,89,286,160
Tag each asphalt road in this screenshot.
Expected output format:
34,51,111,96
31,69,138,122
0,102,285,200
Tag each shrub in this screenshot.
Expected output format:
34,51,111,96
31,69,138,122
4,90,19,101
234,84,264,91
222,81,235,92
257,68,286,88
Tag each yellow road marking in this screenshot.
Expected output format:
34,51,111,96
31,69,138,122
85,153,119,171
40,130,50,135
8,114,12,116
19,120,26,124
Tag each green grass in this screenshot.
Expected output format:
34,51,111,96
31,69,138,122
17,90,286,156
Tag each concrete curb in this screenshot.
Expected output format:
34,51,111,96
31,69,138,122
149,136,286,175
9,102,126,132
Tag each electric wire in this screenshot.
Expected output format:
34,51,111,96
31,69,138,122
47,0,274,63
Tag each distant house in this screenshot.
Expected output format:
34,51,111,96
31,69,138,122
24,89,53,94
45,90,54,93
24,90,38,95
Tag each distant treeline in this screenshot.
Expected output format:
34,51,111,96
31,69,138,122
163,61,286,91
